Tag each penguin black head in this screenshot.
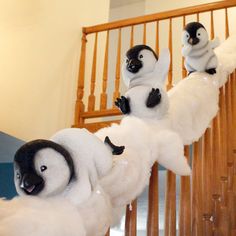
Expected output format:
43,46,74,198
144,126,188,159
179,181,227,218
14,139,75,197
182,22,208,48
122,45,158,84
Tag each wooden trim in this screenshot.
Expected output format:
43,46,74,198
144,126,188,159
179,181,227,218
81,108,121,119
72,119,120,133
83,1,236,34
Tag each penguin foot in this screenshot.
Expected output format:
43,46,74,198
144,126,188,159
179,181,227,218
146,88,162,108
206,68,216,75
188,71,195,76
115,96,131,114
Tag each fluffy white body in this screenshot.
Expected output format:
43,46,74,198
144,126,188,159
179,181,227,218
183,39,219,72
96,115,191,208
44,128,113,236
123,48,170,119
0,197,86,236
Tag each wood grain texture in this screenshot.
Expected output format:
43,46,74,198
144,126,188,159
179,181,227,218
178,146,191,236
167,18,173,90
143,23,146,45
83,1,236,34
100,31,109,110
113,28,122,106
164,171,176,236
74,33,87,126
147,163,159,236
155,21,159,55
202,128,213,236
125,200,137,236
192,140,203,236
88,33,98,111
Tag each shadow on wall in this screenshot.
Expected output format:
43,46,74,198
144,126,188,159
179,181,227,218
0,132,25,199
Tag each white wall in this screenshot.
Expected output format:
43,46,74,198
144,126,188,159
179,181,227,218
0,0,110,141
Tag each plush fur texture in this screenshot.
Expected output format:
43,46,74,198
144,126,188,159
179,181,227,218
121,48,170,118
12,128,114,236
182,22,219,73
0,197,86,236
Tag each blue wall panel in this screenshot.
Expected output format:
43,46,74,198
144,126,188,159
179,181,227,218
0,163,17,199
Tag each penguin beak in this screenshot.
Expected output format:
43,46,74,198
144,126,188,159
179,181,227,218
188,37,199,45
126,58,142,73
20,173,44,195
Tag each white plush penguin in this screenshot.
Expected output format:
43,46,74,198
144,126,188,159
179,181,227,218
115,45,170,119
182,22,219,75
13,128,125,236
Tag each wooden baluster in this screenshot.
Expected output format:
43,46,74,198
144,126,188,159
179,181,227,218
218,86,230,235
105,229,110,236
212,114,222,234
155,21,159,55
210,11,214,40
164,171,176,236
182,16,187,78
225,8,229,39
74,32,87,127
167,18,173,90
88,33,98,111
211,115,222,235
232,71,236,185
226,78,236,233
113,28,121,106
100,31,109,110
196,13,200,22
202,128,213,235
147,163,159,236
192,140,203,236
225,79,234,174
130,26,134,48
179,146,191,236
143,23,146,45
125,200,137,236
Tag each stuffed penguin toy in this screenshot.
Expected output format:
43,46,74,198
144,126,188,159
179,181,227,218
14,128,125,236
115,45,170,119
182,22,219,75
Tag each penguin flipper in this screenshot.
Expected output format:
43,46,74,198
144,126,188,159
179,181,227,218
146,88,162,108
115,96,131,114
153,48,170,84
211,37,220,49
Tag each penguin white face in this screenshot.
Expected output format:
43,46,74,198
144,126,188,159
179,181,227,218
14,140,75,197
122,45,158,86
182,22,209,49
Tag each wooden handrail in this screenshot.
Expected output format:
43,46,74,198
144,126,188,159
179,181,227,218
83,0,236,34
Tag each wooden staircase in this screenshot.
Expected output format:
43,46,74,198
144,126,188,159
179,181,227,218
73,1,236,235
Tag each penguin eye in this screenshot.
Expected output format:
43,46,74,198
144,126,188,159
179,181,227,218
40,165,47,172
186,34,189,38
139,54,143,59
16,172,21,179
197,33,201,36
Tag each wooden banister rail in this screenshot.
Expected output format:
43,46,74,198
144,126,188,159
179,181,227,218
83,0,236,34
